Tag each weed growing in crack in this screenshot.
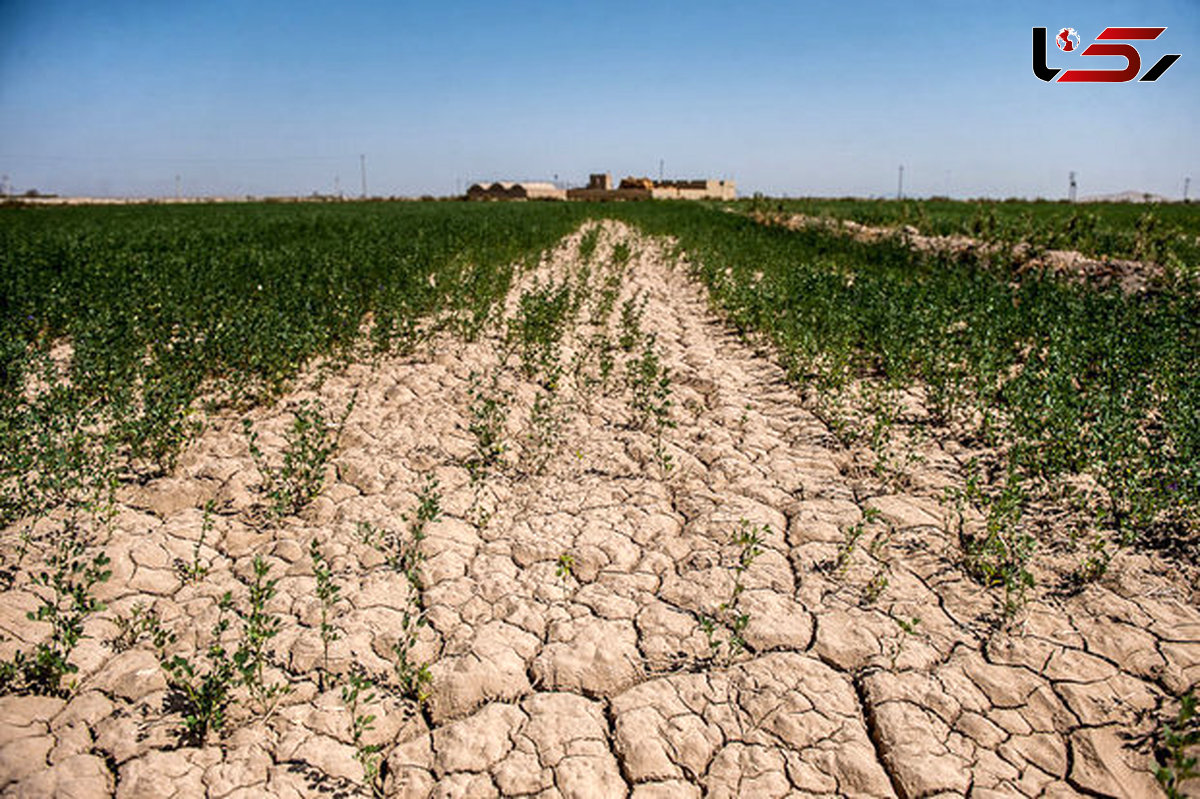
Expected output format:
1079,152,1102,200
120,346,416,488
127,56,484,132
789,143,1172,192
626,336,676,475
392,609,432,704
386,475,441,587
959,470,1035,618
235,555,290,712
618,293,647,352
833,521,867,577
310,540,342,691
700,520,766,665
1157,690,1200,798
886,614,921,669
243,394,356,516
342,668,384,797
161,592,236,745
176,500,214,584
0,525,111,697
522,389,563,476
861,566,890,606
466,371,511,483
611,240,633,270
0,529,31,591
578,227,600,264
109,602,169,654
1069,535,1111,587
556,552,575,584
162,556,289,743
590,272,623,326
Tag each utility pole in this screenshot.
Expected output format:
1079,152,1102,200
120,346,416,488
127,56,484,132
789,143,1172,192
897,165,904,200
360,154,367,199
334,175,341,198
175,174,181,200
1068,171,1077,203
1,174,8,198
1185,176,1191,203
659,159,664,183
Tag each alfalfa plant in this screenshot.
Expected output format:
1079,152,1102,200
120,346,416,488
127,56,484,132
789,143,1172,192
466,372,511,483
392,608,432,704
886,614,922,669
618,293,647,352
833,521,867,577
1069,535,1111,588
1157,690,1200,799
399,475,441,590
109,602,169,654
234,555,290,712
243,393,356,516
176,500,214,584
508,280,573,383
342,668,384,797
310,540,341,691
0,526,111,697
627,336,676,474
161,592,238,745
522,389,564,476
578,227,601,264
959,470,1035,618
0,528,31,591
699,520,765,664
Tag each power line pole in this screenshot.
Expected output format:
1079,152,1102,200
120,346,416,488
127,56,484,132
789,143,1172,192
1068,171,1077,203
175,174,181,200
1,174,8,198
659,159,664,183
897,165,904,200
1185,176,1191,203
360,154,367,199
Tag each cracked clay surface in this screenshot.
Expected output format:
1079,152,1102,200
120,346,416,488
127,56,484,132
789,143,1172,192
1,220,1197,797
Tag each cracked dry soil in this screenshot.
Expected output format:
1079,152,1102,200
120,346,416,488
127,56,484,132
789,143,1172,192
1,220,1198,798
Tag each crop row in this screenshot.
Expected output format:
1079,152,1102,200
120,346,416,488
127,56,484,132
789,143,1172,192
739,196,1200,270
0,201,592,524
611,201,1198,560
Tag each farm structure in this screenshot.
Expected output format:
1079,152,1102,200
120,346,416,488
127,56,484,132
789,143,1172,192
567,172,736,201
467,181,567,201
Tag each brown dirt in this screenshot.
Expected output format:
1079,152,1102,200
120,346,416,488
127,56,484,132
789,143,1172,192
1,221,1197,797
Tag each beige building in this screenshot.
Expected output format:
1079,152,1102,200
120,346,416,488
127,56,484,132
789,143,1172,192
567,172,736,201
466,181,566,201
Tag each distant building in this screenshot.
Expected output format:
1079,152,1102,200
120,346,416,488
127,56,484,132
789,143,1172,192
466,181,566,201
567,173,735,201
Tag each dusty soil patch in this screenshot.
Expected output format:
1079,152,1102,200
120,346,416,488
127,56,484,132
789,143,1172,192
758,211,1168,293
1,221,1197,797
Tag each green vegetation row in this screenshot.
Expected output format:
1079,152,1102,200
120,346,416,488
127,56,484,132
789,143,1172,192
0,201,591,524
735,196,1200,269
611,201,1198,553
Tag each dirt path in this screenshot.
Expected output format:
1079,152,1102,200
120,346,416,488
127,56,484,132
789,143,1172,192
758,211,1165,293
1,221,1197,797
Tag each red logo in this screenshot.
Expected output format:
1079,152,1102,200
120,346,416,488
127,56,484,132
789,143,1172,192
1033,27,1180,82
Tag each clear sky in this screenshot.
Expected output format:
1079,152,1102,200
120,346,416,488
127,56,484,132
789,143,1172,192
1,0,1196,199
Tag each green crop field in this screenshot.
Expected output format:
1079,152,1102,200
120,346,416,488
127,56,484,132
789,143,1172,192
2,198,1199,794
2,199,1196,546
616,201,1198,554
0,201,592,524
735,196,1200,267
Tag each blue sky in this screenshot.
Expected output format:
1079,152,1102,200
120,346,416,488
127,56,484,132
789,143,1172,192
1,0,1196,198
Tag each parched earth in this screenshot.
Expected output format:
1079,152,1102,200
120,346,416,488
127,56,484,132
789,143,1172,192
1,221,1197,797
